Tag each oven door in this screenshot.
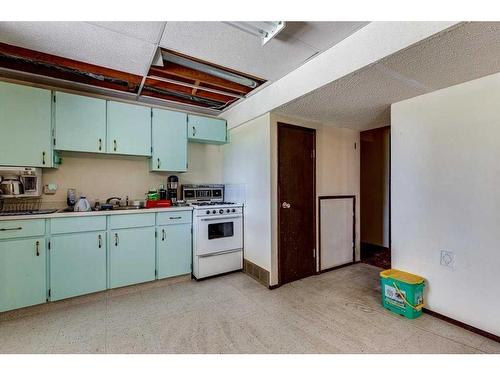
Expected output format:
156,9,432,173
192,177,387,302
195,214,243,256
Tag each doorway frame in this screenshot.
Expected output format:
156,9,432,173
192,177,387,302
318,195,356,273
277,122,316,286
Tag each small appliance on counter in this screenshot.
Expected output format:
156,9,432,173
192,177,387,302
74,196,91,212
145,187,172,208
167,176,179,204
0,167,42,198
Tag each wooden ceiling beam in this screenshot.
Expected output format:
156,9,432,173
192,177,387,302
149,63,252,95
145,78,235,103
0,42,142,86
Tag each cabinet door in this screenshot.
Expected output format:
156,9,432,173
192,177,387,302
0,82,52,167
50,231,106,301
157,223,192,279
187,114,227,144
54,92,106,153
107,101,151,156
0,237,46,312
151,109,187,172
109,226,155,288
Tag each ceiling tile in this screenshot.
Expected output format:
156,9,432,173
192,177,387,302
276,22,500,131
279,21,369,50
87,21,165,43
160,22,319,81
0,22,156,75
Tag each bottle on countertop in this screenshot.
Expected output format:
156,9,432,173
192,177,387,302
158,184,167,200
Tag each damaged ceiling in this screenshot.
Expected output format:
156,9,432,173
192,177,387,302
0,21,367,113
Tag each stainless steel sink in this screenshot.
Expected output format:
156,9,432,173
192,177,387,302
112,206,143,211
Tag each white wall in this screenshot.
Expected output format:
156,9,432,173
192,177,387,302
391,72,500,335
270,113,360,285
222,114,272,272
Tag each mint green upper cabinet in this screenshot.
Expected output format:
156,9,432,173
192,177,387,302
50,231,107,301
157,223,192,279
0,237,46,312
107,101,151,156
54,92,107,153
150,109,187,172
187,114,227,144
0,82,52,167
109,226,155,288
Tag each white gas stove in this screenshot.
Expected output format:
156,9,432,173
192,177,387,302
182,185,243,279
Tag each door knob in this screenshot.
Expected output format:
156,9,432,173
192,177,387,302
281,202,291,209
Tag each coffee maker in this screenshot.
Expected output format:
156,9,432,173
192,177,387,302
167,176,179,204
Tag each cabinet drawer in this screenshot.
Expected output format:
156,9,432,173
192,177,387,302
0,219,45,240
51,216,107,234
156,210,192,225
108,213,155,229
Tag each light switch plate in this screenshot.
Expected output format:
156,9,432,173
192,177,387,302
440,250,455,270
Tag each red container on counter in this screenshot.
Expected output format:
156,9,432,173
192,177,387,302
146,199,172,208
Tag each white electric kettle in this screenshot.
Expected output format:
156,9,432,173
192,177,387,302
74,196,91,212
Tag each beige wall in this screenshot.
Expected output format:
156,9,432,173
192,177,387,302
41,143,223,208
360,126,390,248
270,113,360,286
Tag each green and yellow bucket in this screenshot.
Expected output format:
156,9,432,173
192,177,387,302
380,269,425,319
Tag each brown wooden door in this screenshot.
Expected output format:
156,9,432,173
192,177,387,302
278,123,316,285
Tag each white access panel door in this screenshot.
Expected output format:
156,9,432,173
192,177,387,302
320,198,354,271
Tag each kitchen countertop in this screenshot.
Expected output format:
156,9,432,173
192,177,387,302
0,206,193,221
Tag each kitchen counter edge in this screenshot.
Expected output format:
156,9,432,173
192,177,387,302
0,206,193,221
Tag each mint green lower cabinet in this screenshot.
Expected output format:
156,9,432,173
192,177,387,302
157,223,192,279
0,237,46,312
109,226,155,288
49,232,107,301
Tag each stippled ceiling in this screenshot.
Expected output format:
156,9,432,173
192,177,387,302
275,22,500,131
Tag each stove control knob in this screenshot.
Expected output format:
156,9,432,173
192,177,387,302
232,209,236,213
219,209,224,214
226,209,230,213
212,210,216,214
206,210,210,214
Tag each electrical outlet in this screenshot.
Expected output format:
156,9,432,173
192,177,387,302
440,250,455,270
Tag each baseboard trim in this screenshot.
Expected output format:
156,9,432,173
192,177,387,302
423,308,500,343
319,261,360,274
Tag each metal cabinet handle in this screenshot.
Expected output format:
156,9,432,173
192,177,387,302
113,139,117,152
192,126,196,137
98,234,102,248
35,241,40,256
98,138,102,151
42,151,46,165
114,233,119,246
281,202,291,209
162,229,165,241
169,216,182,220
0,227,22,231
157,158,161,169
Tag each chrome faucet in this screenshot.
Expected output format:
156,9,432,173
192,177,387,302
106,197,122,205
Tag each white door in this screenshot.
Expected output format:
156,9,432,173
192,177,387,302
320,197,354,271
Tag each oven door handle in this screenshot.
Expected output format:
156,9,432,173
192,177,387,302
198,248,241,258
200,215,242,221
